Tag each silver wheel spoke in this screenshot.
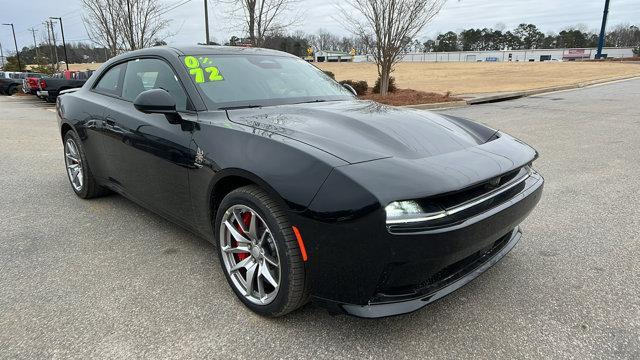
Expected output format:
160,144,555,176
230,257,254,273
245,262,258,296
248,211,258,239
257,272,266,300
232,210,247,233
223,220,251,244
259,229,269,245
259,262,279,288
263,253,278,267
223,245,250,254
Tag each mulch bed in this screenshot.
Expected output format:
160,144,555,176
359,88,462,106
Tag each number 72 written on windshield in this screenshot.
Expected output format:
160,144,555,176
184,56,224,83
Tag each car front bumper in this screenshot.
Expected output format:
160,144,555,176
341,226,522,318
296,169,543,318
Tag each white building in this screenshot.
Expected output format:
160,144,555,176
397,47,635,62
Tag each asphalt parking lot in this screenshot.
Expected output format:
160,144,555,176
1,79,639,359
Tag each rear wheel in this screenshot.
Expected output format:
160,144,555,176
7,85,17,95
63,130,108,199
215,185,309,317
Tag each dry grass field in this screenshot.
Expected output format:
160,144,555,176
32,61,640,97
316,61,640,95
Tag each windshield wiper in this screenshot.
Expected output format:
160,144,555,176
219,104,262,110
291,99,328,105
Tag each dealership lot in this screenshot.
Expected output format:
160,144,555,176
1,79,639,358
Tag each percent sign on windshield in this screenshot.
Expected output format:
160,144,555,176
184,56,224,83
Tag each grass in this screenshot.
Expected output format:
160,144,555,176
316,61,640,95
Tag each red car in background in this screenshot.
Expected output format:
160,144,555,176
23,74,47,95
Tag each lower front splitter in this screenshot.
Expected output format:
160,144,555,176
342,227,522,318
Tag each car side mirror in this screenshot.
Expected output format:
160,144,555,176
133,89,182,124
343,83,358,96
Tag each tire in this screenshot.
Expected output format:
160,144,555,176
63,130,109,199
7,85,17,95
45,95,56,103
214,185,310,317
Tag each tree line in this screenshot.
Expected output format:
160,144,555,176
425,23,640,53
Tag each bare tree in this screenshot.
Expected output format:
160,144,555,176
340,0,446,95
82,0,171,56
121,0,171,50
234,0,299,46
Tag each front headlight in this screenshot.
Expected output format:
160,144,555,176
385,200,445,225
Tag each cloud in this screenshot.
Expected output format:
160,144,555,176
1,0,639,53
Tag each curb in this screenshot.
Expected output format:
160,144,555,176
404,100,468,110
464,74,640,105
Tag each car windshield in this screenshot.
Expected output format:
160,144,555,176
180,54,354,109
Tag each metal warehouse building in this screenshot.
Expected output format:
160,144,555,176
392,47,635,63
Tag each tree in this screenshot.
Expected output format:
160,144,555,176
434,31,459,52
514,23,545,49
2,56,24,72
340,0,446,95
234,0,298,46
82,0,171,56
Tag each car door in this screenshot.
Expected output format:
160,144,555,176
101,57,195,223
76,62,127,181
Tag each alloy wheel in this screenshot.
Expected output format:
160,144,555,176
219,204,281,305
64,139,83,192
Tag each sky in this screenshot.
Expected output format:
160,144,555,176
1,0,639,55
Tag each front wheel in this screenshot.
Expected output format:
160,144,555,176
215,185,309,317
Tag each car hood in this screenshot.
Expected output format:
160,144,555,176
225,100,497,164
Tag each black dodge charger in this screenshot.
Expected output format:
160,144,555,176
56,46,543,318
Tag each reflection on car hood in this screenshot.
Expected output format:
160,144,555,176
226,100,495,164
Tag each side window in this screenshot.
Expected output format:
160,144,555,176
122,58,188,111
94,63,125,96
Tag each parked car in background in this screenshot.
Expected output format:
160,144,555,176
0,72,44,95
22,73,47,95
37,70,93,102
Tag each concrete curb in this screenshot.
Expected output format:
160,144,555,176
404,100,468,110
464,74,640,105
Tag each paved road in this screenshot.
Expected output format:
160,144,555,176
1,80,639,359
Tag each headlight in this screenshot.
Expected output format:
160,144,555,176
385,200,445,225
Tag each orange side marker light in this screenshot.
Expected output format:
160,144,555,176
292,226,308,262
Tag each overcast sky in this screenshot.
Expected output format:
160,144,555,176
1,0,639,55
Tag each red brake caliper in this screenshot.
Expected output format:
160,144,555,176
233,212,252,262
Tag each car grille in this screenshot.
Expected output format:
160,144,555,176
388,166,532,233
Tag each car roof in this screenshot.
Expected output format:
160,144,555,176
111,45,298,60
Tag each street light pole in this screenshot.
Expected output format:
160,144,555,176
126,0,135,50
204,0,210,45
29,28,39,59
2,23,22,71
596,0,611,59
0,42,5,68
50,17,69,70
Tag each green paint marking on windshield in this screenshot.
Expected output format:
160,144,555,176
184,55,223,83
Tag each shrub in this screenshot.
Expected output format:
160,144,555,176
372,76,397,94
323,70,335,79
339,80,369,95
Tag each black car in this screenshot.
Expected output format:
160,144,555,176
56,46,543,318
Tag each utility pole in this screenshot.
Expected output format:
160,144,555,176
49,20,59,68
2,23,22,71
204,0,210,45
596,0,611,59
43,21,54,68
28,28,40,59
0,42,5,69
50,17,69,70
126,0,135,50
